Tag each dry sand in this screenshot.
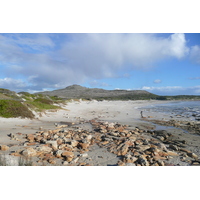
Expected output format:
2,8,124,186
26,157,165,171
1,99,199,166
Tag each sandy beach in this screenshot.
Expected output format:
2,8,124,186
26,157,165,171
0,100,200,166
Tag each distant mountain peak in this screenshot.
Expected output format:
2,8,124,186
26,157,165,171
65,84,87,90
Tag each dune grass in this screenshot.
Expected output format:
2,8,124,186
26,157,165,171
0,100,35,118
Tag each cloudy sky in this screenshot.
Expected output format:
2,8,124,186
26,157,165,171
0,33,200,95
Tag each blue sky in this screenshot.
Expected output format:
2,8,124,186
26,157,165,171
0,33,200,95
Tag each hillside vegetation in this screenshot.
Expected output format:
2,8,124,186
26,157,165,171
36,84,200,101
0,89,64,118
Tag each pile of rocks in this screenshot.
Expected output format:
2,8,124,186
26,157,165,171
89,120,183,166
145,119,200,135
1,120,199,166
3,124,95,166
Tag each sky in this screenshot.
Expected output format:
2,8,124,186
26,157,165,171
0,33,200,95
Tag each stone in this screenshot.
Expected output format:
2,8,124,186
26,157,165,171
157,160,165,166
0,145,10,151
137,155,149,166
56,138,63,145
46,141,58,150
86,135,92,141
22,148,37,157
71,157,79,164
80,153,88,158
169,144,179,151
101,141,109,145
78,142,89,150
62,151,74,158
71,140,78,147
179,148,192,154
48,159,56,165
55,150,63,158
187,152,198,160
117,160,125,166
63,161,69,165
27,142,37,146
157,136,165,141
26,134,35,142
36,145,52,154
117,143,129,156
167,151,178,157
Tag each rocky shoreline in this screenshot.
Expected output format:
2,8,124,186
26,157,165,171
1,118,200,166
0,100,200,166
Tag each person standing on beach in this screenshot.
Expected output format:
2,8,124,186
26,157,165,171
140,111,143,118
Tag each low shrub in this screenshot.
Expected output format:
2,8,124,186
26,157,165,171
0,100,34,118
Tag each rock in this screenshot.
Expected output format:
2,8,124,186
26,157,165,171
187,152,198,160
179,148,192,154
157,160,165,166
137,155,149,166
117,143,129,156
71,140,78,147
45,141,58,150
117,160,125,166
48,159,56,165
167,151,178,157
156,136,165,141
63,161,69,165
26,134,35,142
169,144,179,151
55,150,63,158
56,138,63,145
86,135,92,141
22,148,37,157
36,145,52,154
0,145,10,151
27,142,37,146
78,142,89,150
154,143,168,152
71,157,79,164
80,153,88,158
62,151,74,158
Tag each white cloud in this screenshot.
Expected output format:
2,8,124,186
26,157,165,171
0,33,192,92
138,85,200,95
0,78,27,91
153,79,162,84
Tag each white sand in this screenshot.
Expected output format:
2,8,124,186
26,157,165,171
0,100,171,144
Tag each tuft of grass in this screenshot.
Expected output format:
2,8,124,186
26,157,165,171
33,98,53,105
27,101,60,112
0,100,34,118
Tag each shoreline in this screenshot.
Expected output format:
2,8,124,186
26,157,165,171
0,100,200,166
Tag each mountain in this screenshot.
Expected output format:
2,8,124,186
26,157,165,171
36,84,158,100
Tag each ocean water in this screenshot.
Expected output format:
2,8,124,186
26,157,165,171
140,101,200,121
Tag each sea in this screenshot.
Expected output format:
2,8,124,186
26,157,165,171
140,101,200,121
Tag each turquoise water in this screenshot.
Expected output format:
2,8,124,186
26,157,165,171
141,101,200,121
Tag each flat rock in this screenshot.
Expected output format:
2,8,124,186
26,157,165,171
22,148,37,157
0,145,10,151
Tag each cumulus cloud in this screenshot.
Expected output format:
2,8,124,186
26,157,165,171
153,79,162,84
0,33,191,92
0,78,27,91
138,85,200,95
